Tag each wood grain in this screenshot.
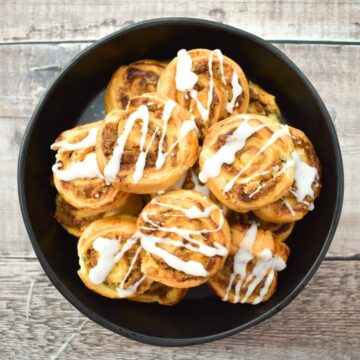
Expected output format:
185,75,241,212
0,43,358,258
0,1,359,43
0,259,358,359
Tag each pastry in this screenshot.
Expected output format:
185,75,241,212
96,93,199,193
208,222,290,304
105,60,165,112
199,114,295,212
55,193,143,237
227,210,295,242
248,81,281,123
137,189,231,288
51,121,130,211
157,48,249,136
77,215,152,299
131,282,187,305
253,126,322,223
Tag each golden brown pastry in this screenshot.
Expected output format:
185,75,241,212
77,215,153,299
208,223,290,304
96,93,199,194
51,121,130,211
55,193,144,237
227,210,295,243
105,60,165,112
199,114,295,212
137,189,231,288
157,49,249,137
254,126,322,223
131,282,187,305
248,81,281,123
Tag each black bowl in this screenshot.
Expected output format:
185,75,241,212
18,18,344,346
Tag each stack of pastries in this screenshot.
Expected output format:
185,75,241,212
51,49,322,306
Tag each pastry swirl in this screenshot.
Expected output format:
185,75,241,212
208,223,290,304
199,114,295,212
137,190,231,288
227,210,295,243
96,93,199,193
105,60,165,113
248,81,281,123
55,193,144,237
77,215,152,299
131,282,187,305
157,49,249,137
51,121,130,211
254,126,322,223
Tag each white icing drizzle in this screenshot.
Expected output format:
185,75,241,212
51,127,98,151
291,151,318,203
138,201,228,277
104,105,149,184
152,201,218,219
133,126,159,183
246,158,295,199
190,170,211,197
140,233,208,276
175,49,198,92
199,116,268,183
213,49,226,84
155,119,197,169
52,152,103,182
88,237,137,285
155,100,177,169
284,199,296,217
224,125,291,192
226,71,243,114
223,224,287,304
116,246,145,298
223,223,258,302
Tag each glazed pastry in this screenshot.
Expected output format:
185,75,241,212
77,215,153,299
55,193,144,237
208,222,290,304
131,282,187,305
253,127,321,223
157,48,249,136
105,60,165,112
51,121,131,211
96,93,199,194
199,114,295,212
137,190,231,288
227,210,295,242
248,81,281,123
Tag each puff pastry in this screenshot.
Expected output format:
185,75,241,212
55,193,144,237
96,93,199,193
105,60,165,112
51,121,130,211
254,126,321,223
227,210,295,243
137,189,231,288
157,48,249,136
248,81,281,123
131,282,187,305
208,222,290,304
199,114,295,212
77,215,152,299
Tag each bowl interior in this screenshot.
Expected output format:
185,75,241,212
19,19,342,345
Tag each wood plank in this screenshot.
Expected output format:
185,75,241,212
0,259,358,359
0,1,359,43
0,43,359,257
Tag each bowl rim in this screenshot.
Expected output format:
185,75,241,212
17,17,344,346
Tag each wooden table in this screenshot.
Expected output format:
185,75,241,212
1,1,359,359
